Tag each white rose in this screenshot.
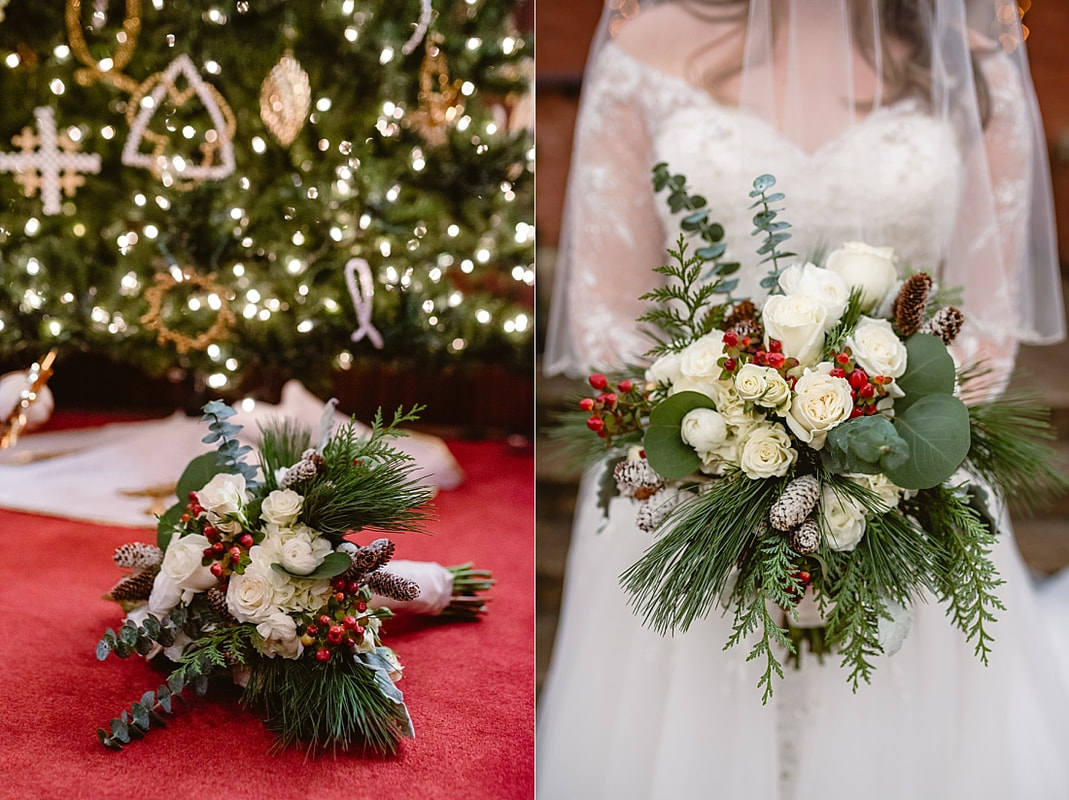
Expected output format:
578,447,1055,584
778,263,849,328
680,408,729,454
825,242,898,312
261,489,303,527
707,381,755,428
785,365,854,450
147,570,182,615
738,424,797,479
256,612,303,659
160,533,217,596
734,364,792,415
679,334,726,380
761,294,828,368
646,351,683,387
227,561,283,623
196,472,247,522
278,528,332,576
668,375,720,400
845,317,908,379
821,485,867,551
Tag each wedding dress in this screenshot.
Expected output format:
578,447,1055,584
538,5,1069,798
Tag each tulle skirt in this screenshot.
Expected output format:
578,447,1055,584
537,469,1069,800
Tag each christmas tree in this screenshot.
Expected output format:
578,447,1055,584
0,0,533,399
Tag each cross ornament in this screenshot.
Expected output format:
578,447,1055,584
0,106,102,215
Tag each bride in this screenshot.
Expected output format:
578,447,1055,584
538,1,1069,798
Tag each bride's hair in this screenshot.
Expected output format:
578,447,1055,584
678,0,992,125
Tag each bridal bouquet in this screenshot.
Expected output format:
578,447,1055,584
563,166,1066,701
95,400,491,752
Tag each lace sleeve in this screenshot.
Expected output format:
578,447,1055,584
543,45,667,376
945,52,1033,393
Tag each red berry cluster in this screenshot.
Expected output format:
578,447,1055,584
300,581,380,663
180,491,256,579
828,351,895,418
719,332,800,382
581,373,649,446
785,569,813,605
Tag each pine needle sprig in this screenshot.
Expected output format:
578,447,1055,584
821,288,866,358
257,419,314,492
620,472,784,635
921,486,1005,664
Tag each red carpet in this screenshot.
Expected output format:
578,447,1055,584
0,422,534,800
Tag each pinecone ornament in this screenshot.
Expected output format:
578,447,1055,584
279,448,325,490
769,475,820,532
788,516,821,555
341,538,396,582
206,587,236,622
727,317,763,343
892,273,933,336
614,457,663,501
920,306,965,345
635,487,681,533
113,542,164,572
367,569,421,602
105,567,159,602
724,299,757,330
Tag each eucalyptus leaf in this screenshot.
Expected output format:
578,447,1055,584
752,174,776,193
643,391,716,480
822,415,909,475
885,394,971,489
175,452,230,503
894,334,956,412
95,639,111,662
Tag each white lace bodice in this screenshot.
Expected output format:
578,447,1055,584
552,40,1033,385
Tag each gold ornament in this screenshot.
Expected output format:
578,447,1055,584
0,349,57,450
409,38,463,147
140,271,236,354
66,0,142,93
260,51,311,147
123,54,237,191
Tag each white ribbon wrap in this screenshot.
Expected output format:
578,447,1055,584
370,560,455,616
344,257,384,349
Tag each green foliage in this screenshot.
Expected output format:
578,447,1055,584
97,684,180,751
822,552,886,692
821,288,865,356
894,334,957,413
200,400,259,487
823,415,909,475
299,408,433,538
652,162,740,277
97,614,179,662
441,562,495,619
620,471,784,635
642,391,716,480
748,174,796,290
886,394,971,489
257,418,314,492
242,649,413,755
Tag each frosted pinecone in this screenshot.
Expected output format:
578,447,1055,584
635,487,681,533
279,448,325,489
727,317,763,342
113,542,164,572
342,538,396,582
920,306,965,345
614,457,664,501
769,475,821,532
367,569,421,602
106,568,159,602
788,516,821,555
206,587,236,622
892,273,933,336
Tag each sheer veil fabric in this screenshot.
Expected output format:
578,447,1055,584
538,2,1069,798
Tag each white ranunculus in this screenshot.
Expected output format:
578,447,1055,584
227,561,283,623
646,351,683,387
761,294,828,368
821,485,867,551
825,242,898,312
196,472,247,522
778,262,850,329
278,527,333,576
160,533,218,596
785,365,854,450
734,364,792,415
256,612,303,659
846,316,908,379
261,489,304,527
680,408,729,454
679,334,727,380
738,424,798,479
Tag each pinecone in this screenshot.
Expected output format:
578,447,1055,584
113,542,164,572
724,300,757,329
635,487,681,533
367,569,421,602
788,516,821,555
892,273,933,336
105,567,159,602
206,587,236,622
727,318,763,342
920,306,965,345
769,475,820,532
614,458,663,500
279,460,318,490
343,538,396,581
